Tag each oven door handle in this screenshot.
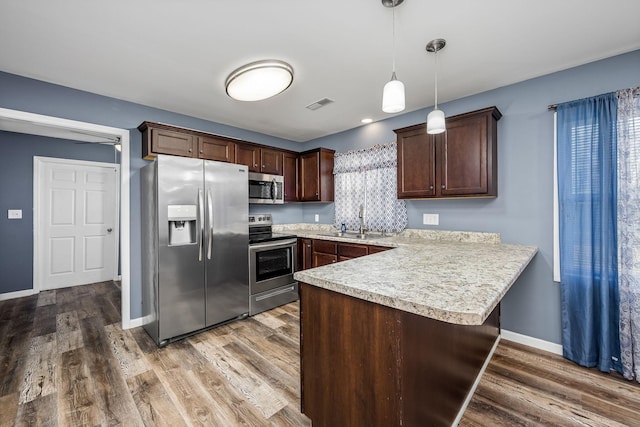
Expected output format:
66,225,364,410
249,238,298,252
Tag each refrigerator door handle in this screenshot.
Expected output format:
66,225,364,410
207,189,213,260
198,188,204,261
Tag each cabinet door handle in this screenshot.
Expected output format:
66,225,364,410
441,184,446,189
307,245,311,248
199,150,203,154
315,192,319,196
188,148,193,153
429,185,434,190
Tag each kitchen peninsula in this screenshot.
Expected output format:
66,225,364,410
282,225,538,426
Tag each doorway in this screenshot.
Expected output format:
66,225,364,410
0,107,134,328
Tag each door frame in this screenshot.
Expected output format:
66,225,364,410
33,156,121,291
0,107,134,329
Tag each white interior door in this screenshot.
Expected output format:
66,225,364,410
35,157,119,291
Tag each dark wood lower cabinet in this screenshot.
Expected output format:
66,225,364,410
299,283,500,427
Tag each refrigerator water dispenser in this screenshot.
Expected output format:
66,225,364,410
167,205,197,245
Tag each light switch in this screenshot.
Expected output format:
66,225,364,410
314,214,319,222
8,209,22,219
422,213,439,225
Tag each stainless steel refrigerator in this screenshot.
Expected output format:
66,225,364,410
141,155,249,346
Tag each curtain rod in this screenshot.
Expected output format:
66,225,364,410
548,104,557,111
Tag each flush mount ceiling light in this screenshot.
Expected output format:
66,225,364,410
381,0,405,113
426,38,446,134
225,60,294,102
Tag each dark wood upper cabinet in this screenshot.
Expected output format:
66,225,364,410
299,148,335,202
197,135,236,163
396,126,436,198
395,106,501,199
236,144,284,175
283,152,299,202
236,143,260,172
260,148,283,175
139,121,335,202
141,126,197,160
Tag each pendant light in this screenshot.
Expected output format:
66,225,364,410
381,0,405,113
426,38,446,134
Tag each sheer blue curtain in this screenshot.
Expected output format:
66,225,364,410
557,93,622,372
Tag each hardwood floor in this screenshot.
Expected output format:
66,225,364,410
0,282,310,427
1,281,638,426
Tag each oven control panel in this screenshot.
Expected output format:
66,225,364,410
249,214,272,227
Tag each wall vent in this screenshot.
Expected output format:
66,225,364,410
305,98,334,111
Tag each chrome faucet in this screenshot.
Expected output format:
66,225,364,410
358,204,367,236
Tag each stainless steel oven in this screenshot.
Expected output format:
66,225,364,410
248,214,298,315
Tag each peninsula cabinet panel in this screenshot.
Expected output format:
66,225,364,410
299,283,500,427
395,106,501,199
299,148,335,202
283,152,299,202
197,136,236,163
300,284,401,427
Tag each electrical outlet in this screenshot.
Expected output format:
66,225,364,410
314,214,319,222
422,213,439,225
8,209,22,219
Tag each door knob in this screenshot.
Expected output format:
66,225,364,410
107,228,113,233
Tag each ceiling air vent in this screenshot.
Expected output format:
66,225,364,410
305,98,334,111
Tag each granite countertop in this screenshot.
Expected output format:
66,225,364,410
277,224,537,326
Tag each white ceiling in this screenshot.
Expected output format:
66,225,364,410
1,0,639,142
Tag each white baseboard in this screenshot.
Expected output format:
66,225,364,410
0,288,38,301
501,329,563,355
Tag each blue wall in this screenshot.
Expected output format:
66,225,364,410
0,132,117,293
1,49,638,344
298,49,640,344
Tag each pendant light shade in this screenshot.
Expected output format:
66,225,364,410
382,73,405,113
381,0,405,113
426,38,446,134
427,109,445,134
225,60,294,101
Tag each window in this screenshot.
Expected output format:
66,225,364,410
333,142,407,233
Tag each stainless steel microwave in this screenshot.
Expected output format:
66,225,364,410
248,172,284,204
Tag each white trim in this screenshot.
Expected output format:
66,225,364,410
33,156,121,291
0,288,38,301
452,336,500,426
128,317,145,328
501,329,563,356
0,107,133,329
553,111,561,282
